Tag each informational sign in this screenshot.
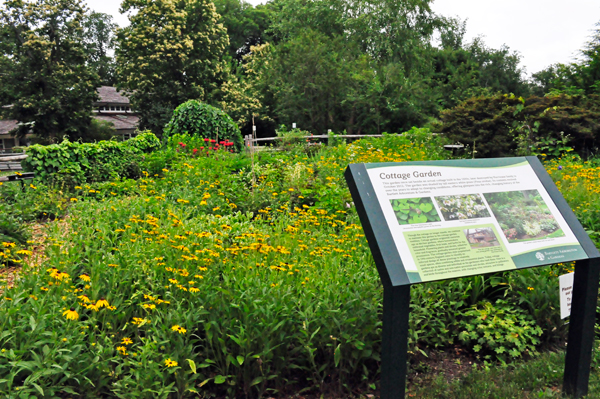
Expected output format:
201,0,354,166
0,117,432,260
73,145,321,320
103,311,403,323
559,272,575,319
345,157,590,285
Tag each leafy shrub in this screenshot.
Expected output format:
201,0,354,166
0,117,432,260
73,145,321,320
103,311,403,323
163,100,243,152
126,130,161,153
458,300,543,362
21,134,161,185
440,93,600,158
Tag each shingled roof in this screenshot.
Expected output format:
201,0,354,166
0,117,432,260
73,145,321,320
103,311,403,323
94,114,139,131
96,86,130,105
0,119,18,135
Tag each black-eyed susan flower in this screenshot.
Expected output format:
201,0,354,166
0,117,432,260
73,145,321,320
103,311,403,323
171,325,187,334
164,358,178,367
63,308,79,320
79,274,91,282
121,337,133,345
96,298,109,308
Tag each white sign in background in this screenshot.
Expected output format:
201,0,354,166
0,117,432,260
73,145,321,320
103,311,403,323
559,272,574,319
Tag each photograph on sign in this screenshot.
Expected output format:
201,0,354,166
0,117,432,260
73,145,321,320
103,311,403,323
365,158,588,283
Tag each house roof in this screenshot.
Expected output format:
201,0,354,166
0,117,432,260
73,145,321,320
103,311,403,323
94,114,139,131
0,119,18,135
96,86,131,105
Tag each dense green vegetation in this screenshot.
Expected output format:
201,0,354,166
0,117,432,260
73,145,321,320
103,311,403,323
3,0,599,145
1,131,599,397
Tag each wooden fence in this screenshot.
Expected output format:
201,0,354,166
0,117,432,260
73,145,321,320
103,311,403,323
0,154,27,171
243,134,384,151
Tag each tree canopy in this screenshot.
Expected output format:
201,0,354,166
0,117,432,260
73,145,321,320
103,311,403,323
116,0,230,133
0,0,99,143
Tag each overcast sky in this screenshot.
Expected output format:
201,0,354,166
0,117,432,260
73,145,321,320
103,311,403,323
80,0,597,75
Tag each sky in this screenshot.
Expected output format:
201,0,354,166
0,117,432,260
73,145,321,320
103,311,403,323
81,0,597,76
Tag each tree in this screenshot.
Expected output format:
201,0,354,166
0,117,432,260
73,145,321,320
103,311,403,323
213,0,271,62
116,0,230,133
81,11,118,85
0,0,100,143
579,21,600,93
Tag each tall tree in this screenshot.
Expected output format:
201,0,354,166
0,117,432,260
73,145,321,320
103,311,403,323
81,11,118,86
0,0,99,142
213,0,271,62
116,0,230,133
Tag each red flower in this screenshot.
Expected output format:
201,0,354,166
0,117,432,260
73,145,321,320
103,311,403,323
204,138,209,142
192,148,198,154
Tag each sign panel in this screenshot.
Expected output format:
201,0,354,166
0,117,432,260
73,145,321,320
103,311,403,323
345,157,591,286
559,272,574,319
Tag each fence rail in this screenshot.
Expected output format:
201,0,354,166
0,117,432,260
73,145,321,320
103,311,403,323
243,134,384,150
0,154,27,171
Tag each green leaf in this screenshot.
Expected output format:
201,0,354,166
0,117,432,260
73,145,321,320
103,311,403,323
409,214,428,224
32,382,44,396
250,376,264,386
419,202,433,213
186,359,197,374
334,343,341,367
214,375,226,384
236,355,244,366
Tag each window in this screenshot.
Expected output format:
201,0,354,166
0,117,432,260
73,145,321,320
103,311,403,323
1,138,15,152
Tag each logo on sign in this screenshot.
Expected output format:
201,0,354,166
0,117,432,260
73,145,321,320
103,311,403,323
535,252,545,261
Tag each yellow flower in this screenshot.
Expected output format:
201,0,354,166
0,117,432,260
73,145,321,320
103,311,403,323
121,337,133,345
171,325,187,334
70,198,78,202
63,308,79,321
96,298,109,308
30,184,37,189
79,274,91,282
164,358,178,367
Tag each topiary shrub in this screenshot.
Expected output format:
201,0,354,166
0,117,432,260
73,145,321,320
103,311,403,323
163,100,243,151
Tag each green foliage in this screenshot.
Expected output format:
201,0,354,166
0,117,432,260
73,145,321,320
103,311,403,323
213,0,272,62
0,0,100,143
116,0,229,133
458,300,543,362
2,134,600,396
21,134,161,184
127,130,161,153
441,93,600,158
80,11,117,86
390,198,440,224
163,101,243,151
0,214,29,246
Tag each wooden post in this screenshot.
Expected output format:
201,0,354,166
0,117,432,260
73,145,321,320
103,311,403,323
381,284,411,399
563,257,600,398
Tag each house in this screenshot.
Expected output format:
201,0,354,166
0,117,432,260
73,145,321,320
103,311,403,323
0,86,139,152
93,86,139,140
0,119,21,152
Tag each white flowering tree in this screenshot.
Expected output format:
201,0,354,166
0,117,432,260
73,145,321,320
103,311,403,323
115,0,230,133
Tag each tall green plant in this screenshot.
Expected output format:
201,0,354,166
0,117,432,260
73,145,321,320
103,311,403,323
163,100,243,151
